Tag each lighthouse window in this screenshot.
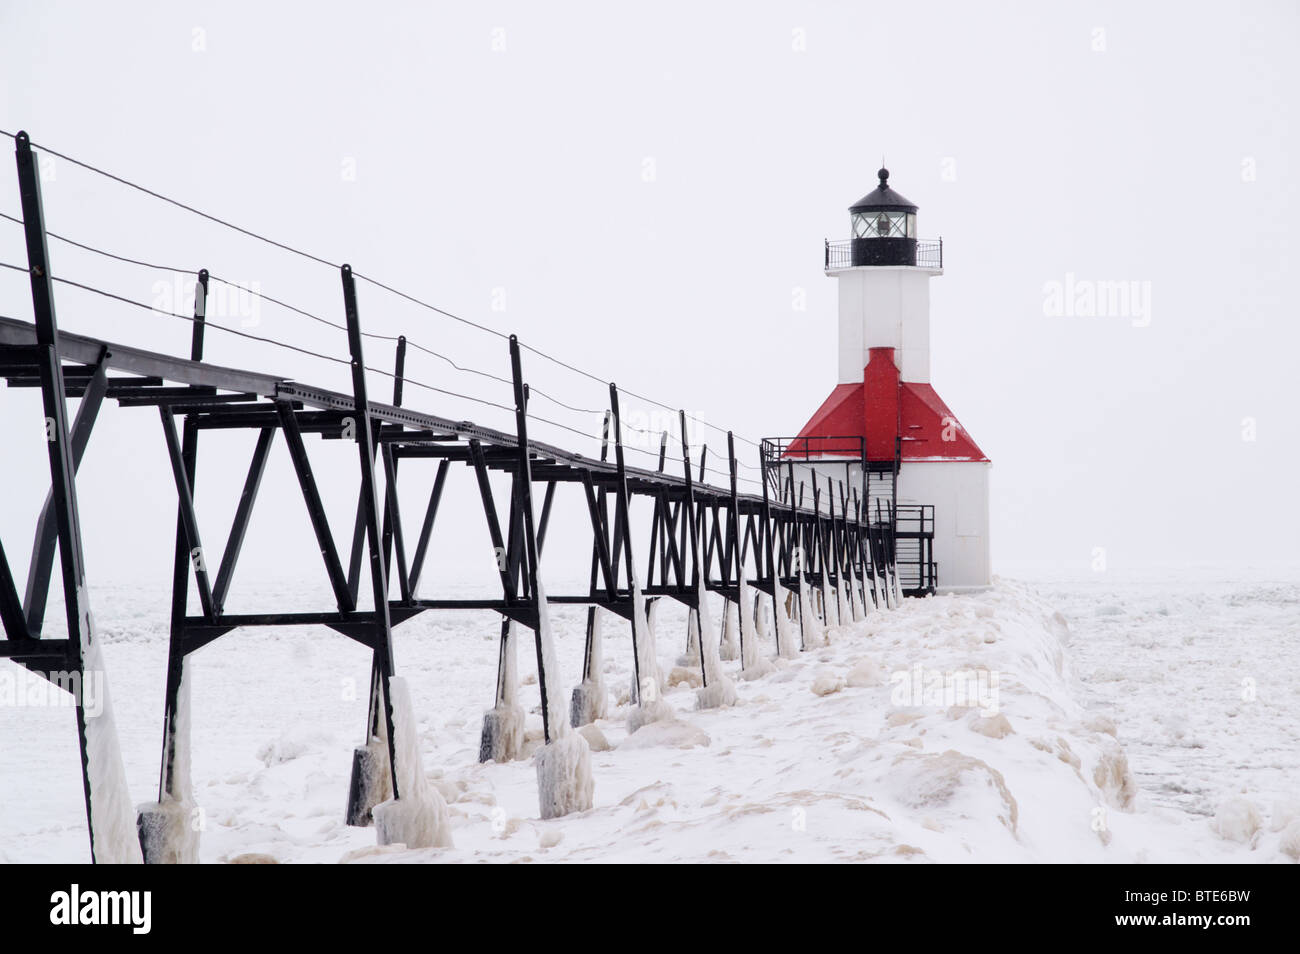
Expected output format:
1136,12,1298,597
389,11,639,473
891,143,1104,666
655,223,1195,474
851,211,916,239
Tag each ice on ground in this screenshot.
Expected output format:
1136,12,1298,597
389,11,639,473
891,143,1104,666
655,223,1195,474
886,750,1019,836
619,719,710,750
10,566,1299,863
1212,797,1262,844
846,657,886,687
626,698,676,734
576,723,611,752
696,679,738,709
1280,822,1300,860
810,669,845,697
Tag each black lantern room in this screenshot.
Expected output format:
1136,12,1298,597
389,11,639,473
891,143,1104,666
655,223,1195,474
848,168,918,266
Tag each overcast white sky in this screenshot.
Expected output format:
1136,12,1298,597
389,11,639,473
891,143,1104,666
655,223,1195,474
1,1,1297,603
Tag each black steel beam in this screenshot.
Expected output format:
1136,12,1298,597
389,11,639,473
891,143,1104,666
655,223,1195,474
158,407,216,620
276,401,355,613
23,348,109,637
0,537,31,641
469,439,517,601
408,459,449,595
380,443,411,603
15,130,100,862
0,637,69,659
341,264,402,801
509,340,553,740
211,427,275,615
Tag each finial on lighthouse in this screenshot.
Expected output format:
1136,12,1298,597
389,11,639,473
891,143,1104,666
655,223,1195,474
878,166,889,186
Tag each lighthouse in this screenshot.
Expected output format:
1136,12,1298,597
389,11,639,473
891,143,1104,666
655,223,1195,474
774,169,990,593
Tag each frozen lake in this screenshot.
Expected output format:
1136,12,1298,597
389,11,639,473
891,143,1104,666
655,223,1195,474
2,565,1297,863
1013,563,1300,824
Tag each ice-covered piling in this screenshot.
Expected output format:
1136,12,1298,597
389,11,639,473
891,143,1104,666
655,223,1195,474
480,620,526,762
373,677,453,849
679,607,702,666
719,600,740,662
345,666,394,826
739,577,776,679
532,580,593,818
136,654,194,863
798,572,825,649
773,583,800,658
695,577,737,710
569,608,609,728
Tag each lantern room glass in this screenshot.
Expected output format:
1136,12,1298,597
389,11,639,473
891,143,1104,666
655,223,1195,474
852,211,915,239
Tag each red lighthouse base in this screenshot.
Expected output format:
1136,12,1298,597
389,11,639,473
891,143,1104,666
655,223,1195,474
790,348,986,462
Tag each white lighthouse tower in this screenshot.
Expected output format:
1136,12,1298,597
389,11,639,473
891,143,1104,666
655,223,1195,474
782,169,990,593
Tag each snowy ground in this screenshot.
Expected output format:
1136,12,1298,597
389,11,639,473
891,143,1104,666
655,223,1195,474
2,566,1297,863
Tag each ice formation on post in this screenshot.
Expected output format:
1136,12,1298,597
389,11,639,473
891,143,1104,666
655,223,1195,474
569,609,608,728
738,577,775,679
679,607,702,666
820,576,838,630
772,582,800,658
695,576,737,710
480,620,526,762
719,600,740,662
532,579,594,819
753,591,770,641
625,573,672,732
136,658,198,863
640,585,665,693
835,577,852,628
848,575,865,622
373,676,453,849
79,633,143,864
797,570,824,649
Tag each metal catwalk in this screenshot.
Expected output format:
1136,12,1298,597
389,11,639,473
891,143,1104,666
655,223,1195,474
0,131,902,861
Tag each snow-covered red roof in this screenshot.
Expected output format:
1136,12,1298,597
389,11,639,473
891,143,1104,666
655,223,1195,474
788,347,988,462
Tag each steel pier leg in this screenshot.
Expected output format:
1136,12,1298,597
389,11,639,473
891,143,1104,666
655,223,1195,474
16,130,139,863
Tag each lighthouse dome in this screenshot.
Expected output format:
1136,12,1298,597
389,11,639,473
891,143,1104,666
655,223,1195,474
847,168,918,265
849,168,918,214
